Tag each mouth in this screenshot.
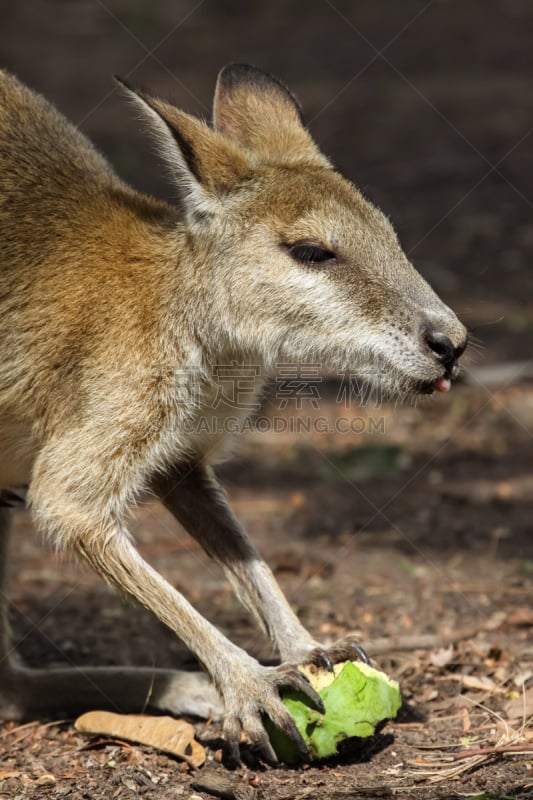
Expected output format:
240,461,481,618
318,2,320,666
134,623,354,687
430,375,452,393
417,364,460,395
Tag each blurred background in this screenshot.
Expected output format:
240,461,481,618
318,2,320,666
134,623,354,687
2,3,532,788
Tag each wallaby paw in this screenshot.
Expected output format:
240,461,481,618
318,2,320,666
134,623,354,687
306,634,371,670
220,662,324,765
287,634,370,673
282,633,370,672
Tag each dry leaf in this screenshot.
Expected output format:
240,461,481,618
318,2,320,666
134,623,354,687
507,607,533,627
461,706,471,733
463,675,497,691
504,686,533,724
446,674,500,692
430,645,454,668
513,669,533,688
35,775,56,786
74,711,205,767
0,770,22,781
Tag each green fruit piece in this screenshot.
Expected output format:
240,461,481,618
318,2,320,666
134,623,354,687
265,661,401,764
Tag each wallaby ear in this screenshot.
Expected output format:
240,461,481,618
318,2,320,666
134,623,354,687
115,77,249,215
213,64,329,167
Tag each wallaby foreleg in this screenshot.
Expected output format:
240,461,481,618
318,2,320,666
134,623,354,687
73,527,319,760
153,464,369,668
153,464,318,662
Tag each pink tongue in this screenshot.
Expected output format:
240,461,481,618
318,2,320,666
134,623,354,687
433,376,451,393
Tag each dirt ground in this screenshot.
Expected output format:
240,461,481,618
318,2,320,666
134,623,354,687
1,2,532,799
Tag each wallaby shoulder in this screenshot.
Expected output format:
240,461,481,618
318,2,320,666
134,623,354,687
0,71,189,451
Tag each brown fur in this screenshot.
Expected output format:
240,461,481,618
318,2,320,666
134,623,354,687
0,64,466,761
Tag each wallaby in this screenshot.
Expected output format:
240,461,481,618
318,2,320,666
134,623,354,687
0,64,467,763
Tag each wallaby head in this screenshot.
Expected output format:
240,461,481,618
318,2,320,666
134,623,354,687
121,64,467,399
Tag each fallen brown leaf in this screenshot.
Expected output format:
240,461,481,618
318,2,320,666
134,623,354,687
507,607,533,626
0,770,22,781
429,645,454,668
445,674,502,692
74,711,205,767
504,686,533,724
461,706,471,733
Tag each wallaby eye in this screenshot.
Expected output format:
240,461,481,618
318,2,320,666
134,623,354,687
287,241,335,266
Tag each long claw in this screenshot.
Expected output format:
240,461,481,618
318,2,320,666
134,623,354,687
325,637,370,666
253,730,279,765
223,715,242,768
312,648,334,673
351,643,371,665
288,671,326,714
273,712,310,762
291,729,310,763
224,739,241,769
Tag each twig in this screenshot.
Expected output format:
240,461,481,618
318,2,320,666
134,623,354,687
450,743,533,760
366,623,487,655
0,718,69,745
0,720,39,739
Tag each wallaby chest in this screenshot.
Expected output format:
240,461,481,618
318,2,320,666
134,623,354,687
180,367,266,463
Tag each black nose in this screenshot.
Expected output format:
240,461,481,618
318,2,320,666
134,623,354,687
425,331,459,371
